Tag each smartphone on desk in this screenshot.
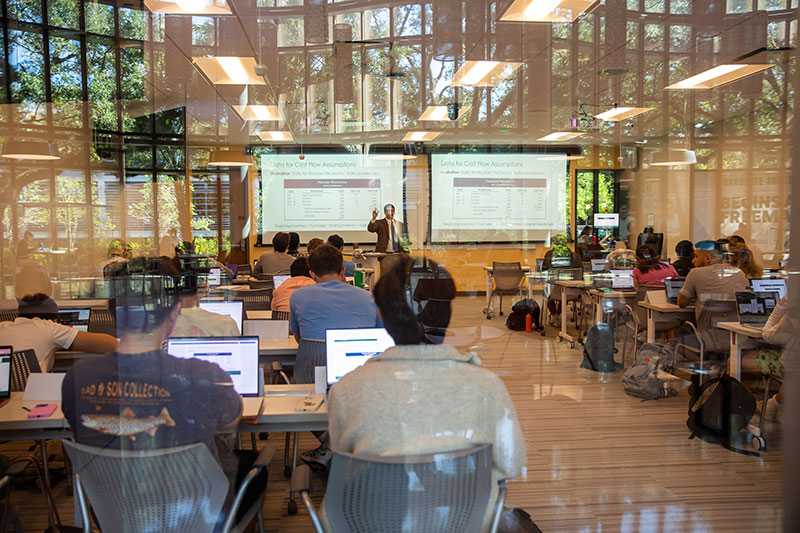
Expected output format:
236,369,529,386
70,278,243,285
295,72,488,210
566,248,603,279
27,403,58,419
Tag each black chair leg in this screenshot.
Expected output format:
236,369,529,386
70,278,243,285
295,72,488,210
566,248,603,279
499,294,503,316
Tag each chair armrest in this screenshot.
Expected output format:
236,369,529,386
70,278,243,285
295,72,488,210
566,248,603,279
253,444,276,468
291,465,324,533
224,445,276,532
489,479,508,533
271,361,290,385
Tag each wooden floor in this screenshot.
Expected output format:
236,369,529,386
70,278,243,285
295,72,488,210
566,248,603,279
3,295,783,532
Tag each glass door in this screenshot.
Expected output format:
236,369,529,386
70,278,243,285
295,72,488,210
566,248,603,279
574,170,618,248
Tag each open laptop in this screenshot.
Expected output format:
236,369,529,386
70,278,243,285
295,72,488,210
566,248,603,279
273,275,290,289
207,268,222,286
610,269,634,291
664,278,685,304
590,259,606,272
198,300,244,334
325,328,395,388
57,308,91,332
166,336,260,396
735,292,779,328
751,278,786,300
0,347,10,409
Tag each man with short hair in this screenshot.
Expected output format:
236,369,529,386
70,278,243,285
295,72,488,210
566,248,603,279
367,204,405,253
327,234,355,277
678,239,750,319
254,232,296,275
0,293,117,372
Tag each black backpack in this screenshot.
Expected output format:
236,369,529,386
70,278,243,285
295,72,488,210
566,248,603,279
580,324,618,372
687,374,758,456
505,299,541,331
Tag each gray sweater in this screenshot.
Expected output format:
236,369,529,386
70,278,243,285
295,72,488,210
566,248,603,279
327,343,526,531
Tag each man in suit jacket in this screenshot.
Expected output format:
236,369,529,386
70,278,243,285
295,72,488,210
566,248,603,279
367,204,405,253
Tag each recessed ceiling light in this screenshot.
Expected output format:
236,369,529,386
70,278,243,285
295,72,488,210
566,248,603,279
595,107,653,121
449,61,523,87
418,106,469,121
401,131,442,142
143,0,231,15
232,105,281,121
208,149,254,166
537,132,584,141
193,57,265,85
536,154,585,160
650,149,697,166
499,0,597,23
665,64,771,90
258,131,294,142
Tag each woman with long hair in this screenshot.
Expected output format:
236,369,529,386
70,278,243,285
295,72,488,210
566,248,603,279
632,245,678,287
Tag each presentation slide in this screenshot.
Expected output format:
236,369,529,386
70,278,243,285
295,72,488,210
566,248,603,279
261,154,404,243
430,153,567,242
167,337,259,395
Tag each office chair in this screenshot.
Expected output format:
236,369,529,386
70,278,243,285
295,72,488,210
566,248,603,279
292,444,506,533
490,262,524,317
10,350,40,392
248,279,273,290
0,309,18,323
64,440,274,533
673,298,737,384
619,285,680,367
89,308,116,336
235,289,272,312
271,310,290,321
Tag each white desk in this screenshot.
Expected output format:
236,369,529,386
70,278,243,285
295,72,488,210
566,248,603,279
588,289,635,325
240,384,327,434
717,321,763,381
259,337,298,366
638,301,695,343
555,280,592,345
483,265,531,318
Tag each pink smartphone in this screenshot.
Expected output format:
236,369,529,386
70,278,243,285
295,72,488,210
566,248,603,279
27,403,58,419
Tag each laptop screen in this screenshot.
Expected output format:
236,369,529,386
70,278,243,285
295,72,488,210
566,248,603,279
735,292,779,327
325,328,395,387
610,269,634,290
0,347,10,399
664,278,685,303
198,301,243,334
58,308,91,332
591,259,606,272
166,336,259,395
207,268,222,286
551,256,572,269
751,278,786,300
273,275,290,289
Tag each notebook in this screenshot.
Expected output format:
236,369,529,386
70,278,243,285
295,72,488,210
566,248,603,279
664,278,685,304
325,328,395,388
166,336,260,396
750,278,786,300
610,269,634,291
198,300,244,334
735,292,779,328
0,347,10,409
273,275,291,289
57,308,91,332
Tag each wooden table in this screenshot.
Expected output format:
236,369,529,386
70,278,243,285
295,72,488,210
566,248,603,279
717,321,763,381
638,301,695,343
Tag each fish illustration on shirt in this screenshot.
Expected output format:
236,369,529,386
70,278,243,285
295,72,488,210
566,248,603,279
81,407,176,440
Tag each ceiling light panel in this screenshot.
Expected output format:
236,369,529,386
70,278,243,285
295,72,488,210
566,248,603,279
193,57,266,85
418,106,469,121
449,61,523,87
144,0,232,15
665,64,771,90
232,105,282,121
258,131,294,142
537,132,584,141
402,131,442,142
499,0,597,23
595,107,653,121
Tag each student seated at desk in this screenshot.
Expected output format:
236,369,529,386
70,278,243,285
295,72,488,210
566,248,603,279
61,276,266,524
542,234,582,270
172,290,239,337
270,257,315,313
327,256,526,532
254,232,296,276
677,239,749,319
633,245,678,288
671,240,695,277
0,294,117,372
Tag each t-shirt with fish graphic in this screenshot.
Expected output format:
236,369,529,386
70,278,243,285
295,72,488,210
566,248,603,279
61,350,242,461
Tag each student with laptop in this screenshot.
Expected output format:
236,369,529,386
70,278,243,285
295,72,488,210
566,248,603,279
270,258,315,313
632,245,679,288
171,290,240,338
0,294,117,371
253,232,296,276
61,275,267,527
678,239,750,320
326,255,526,532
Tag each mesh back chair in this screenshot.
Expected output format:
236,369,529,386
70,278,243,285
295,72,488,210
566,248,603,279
619,285,680,367
11,350,40,392
0,309,18,323
248,279,274,290
238,264,252,277
294,339,326,385
490,262,524,317
89,308,116,336
271,310,290,321
235,289,273,312
63,440,273,533
292,444,505,533
674,298,738,383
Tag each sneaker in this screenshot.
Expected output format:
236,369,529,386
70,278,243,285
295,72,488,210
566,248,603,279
300,445,332,473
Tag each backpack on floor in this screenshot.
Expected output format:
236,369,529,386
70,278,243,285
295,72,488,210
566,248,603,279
506,299,541,332
622,343,676,400
580,323,618,372
687,374,758,456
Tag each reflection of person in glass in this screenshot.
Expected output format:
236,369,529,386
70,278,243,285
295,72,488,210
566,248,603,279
367,204,405,253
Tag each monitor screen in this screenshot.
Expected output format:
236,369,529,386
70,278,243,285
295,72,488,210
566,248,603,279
273,275,290,289
610,269,634,290
166,336,259,395
593,213,620,228
207,268,222,286
591,259,606,272
198,301,243,334
325,328,395,386
751,278,786,300
58,308,91,332
0,346,10,398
